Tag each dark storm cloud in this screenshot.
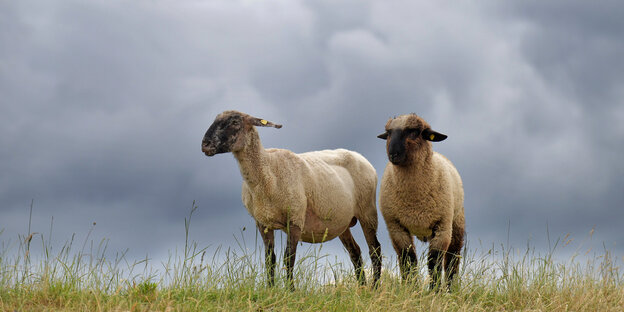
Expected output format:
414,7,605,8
1,0,623,266
490,0,624,234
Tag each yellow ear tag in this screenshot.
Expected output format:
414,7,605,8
260,119,268,125
430,134,435,140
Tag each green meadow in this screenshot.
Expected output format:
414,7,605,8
1,204,622,311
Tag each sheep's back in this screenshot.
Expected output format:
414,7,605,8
252,148,376,236
297,149,377,217
299,149,377,191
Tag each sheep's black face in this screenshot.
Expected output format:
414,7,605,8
202,114,245,156
382,128,421,166
378,115,448,166
202,110,282,157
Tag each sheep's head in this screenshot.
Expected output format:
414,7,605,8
201,110,282,156
377,114,447,166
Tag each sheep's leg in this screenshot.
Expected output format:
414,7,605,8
444,223,465,288
284,224,301,291
388,223,417,282
258,223,276,287
338,228,365,285
428,223,452,291
427,247,445,291
360,222,382,287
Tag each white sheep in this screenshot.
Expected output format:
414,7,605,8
201,110,382,288
377,113,465,289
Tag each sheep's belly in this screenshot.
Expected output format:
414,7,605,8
300,209,350,243
300,230,342,243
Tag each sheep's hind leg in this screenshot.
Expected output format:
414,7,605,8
258,223,276,287
360,221,382,287
284,224,301,291
339,228,366,285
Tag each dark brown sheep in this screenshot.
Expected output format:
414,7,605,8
378,113,465,289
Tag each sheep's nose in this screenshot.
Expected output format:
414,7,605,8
389,152,405,164
201,142,216,156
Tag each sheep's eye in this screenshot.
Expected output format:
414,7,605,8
406,128,421,138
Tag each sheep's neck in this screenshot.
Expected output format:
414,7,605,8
397,145,434,179
233,129,273,190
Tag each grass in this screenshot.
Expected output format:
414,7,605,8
1,202,623,311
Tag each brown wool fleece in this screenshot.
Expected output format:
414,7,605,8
379,114,465,283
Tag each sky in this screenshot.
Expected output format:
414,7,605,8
1,0,623,272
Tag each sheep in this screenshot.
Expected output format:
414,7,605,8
377,113,464,289
201,110,382,289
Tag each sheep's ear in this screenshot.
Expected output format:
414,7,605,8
250,117,282,129
422,128,447,142
377,132,389,140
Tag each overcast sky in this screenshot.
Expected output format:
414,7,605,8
2,0,623,271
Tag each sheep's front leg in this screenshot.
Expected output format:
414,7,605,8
258,223,276,287
387,221,418,282
427,247,445,291
428,221,452,291
284,224,301,291
444,222,465,288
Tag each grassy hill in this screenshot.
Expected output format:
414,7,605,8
1,207,622,311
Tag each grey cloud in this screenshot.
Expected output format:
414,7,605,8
1,0,623,266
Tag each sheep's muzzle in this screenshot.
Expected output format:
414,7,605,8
389,153,407,165
387,130,408,166
201,143,217,156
